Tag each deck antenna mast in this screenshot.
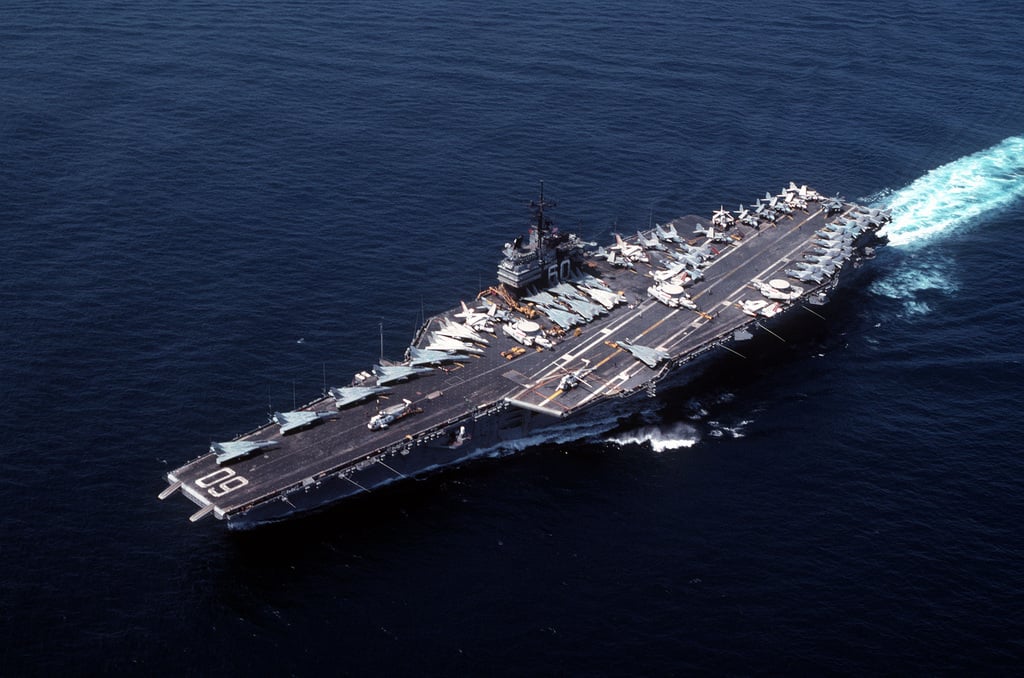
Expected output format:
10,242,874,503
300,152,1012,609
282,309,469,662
530,180,555,239
379,321,384,363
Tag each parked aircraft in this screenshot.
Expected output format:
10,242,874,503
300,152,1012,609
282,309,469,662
426,334,486,355
654,222,681,243
329,385,391,410
712,206,735,228
637,230,665,251
211,440,279,466
408,346,463,367
272,410,335,435
610,233,649,263
373,364,434,386
455,300,498,332
618,340,671,368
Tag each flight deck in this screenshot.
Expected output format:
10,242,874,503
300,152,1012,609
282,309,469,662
162,185,889,526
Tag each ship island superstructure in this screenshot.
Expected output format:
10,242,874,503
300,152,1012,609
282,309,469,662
160,184,890,528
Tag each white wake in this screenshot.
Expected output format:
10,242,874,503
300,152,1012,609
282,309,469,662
877,135,1024,247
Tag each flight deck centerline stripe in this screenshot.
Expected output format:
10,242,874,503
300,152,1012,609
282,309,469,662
634,308,680,340
573,346,634,404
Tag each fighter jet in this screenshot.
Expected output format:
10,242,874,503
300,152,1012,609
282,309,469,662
212,440,280,465
618,340,671,369
809,245,853,258
830,218,865,236
852,206,892,226
785,268,826,283
653,261,689,283
685,240,716,259
436,319,488,345
272,410,336,435
426,333,486,355
815,228,854,243
796,259,838,276
787,183,823,202
637,229,666,251
679,267,704,285
812,231,852,246
560,295,602,321
330,385,391,410
694,223,731,244
781,183,809,210
373,364,434,386
735,205,760,228
578,284,622,310
408,346,463,367
610,233,649,263
669,251,706,270
786,182,809,199
710,227,735,244
823,195,845,215
537,304,582,330
550,282,589,303
552,283,606,320
654,222,681,243
802,253,844,266
753,200,778,222
454,301,498,333
806,241,847,258
595,246,635,269
524,289,561,308
574,273,614,292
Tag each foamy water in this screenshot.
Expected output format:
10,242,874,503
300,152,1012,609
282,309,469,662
878,135,1024,247
606,422,701,452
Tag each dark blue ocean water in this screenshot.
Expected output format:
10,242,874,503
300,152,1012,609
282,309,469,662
3,1,1023,674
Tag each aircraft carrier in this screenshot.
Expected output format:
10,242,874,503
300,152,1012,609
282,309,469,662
160,184,890,528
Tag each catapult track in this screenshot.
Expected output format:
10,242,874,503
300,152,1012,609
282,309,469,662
161,186,887,527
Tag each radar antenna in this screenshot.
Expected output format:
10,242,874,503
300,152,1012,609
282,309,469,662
529,180,557,241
